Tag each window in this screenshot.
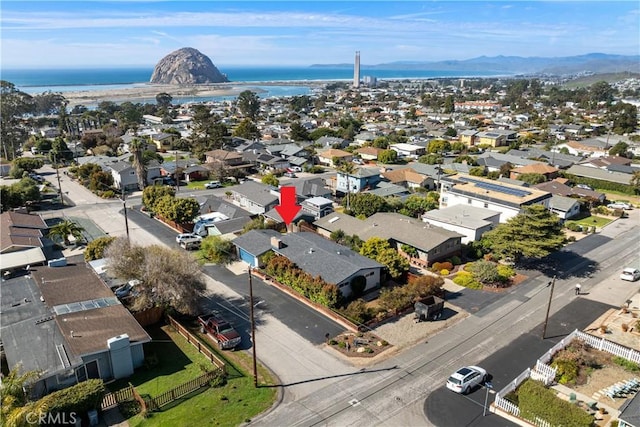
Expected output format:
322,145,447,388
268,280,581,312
484,203,488,208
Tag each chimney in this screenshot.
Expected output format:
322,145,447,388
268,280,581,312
270,236,284,249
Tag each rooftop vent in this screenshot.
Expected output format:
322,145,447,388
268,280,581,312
308,248,314,254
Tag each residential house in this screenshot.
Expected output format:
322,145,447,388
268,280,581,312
509,163,559,181
382,167,435,190
255,153,290,171
0,211,49,272
336,167,382,195
317,148,353,167
292,177,333,200
229,181,280,215
555,139,609,158
532,179,605,204
440,174,552,222
579,156,633,170
1,256,150,397
365,182,411,199
233,229,284,268
476,152,540,172
300,197,334,220
150,132,179,151
314,212,463,267
564,164,634,187
316,136,349,149
111,160,162,191
422,204,501,244
389,143,426,159
548,195,581,221
353,131,377,146
475,130,518,147
355,146,383,161
459,130,479,146
236,230,384,298
507,148,584,169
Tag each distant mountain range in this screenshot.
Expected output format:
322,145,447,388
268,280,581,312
310,53,640,75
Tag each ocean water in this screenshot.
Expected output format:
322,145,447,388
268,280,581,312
1,66,501,104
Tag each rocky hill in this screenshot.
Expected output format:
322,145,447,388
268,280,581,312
150,47,229,84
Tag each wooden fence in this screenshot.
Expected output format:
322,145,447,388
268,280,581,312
101,384,134,410
167,315,226,371
145,370,220,411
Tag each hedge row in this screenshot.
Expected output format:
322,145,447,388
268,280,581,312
518,379,593,427
41,379,106,414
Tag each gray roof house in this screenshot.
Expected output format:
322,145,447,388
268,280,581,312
314,212,463,267
1,256,150,397
422,205,501,244
548,195,581,220
233,229,284,268
564,164,634,186
229,181,280,215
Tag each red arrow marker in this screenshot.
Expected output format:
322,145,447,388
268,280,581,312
275,186,301,226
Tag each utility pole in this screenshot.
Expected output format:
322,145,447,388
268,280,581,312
248,267,258,387
122,188,130,241
175,149,179,194
54,152,64,206
542,275,556,339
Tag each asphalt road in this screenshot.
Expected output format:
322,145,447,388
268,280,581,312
425,297,612,427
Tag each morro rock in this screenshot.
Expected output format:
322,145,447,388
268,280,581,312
150,47,228,84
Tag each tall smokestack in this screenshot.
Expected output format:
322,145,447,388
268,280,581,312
353,51,360,88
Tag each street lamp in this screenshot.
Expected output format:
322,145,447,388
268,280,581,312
542,275,557,339
248,266,258,387
483,381,494,416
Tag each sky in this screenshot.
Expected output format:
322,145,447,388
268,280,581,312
1,1,638,69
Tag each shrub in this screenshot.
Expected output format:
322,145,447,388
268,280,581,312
518,379,592,427
497,264,515,282
453,271,482,289
378,286,412,312
338,299,373,324
328,339,337,345
406,275,444,298
613,356,640,372
440,269,449,276
209,370,227,387
551,359,579,385
40,379,105,414
338,341,346,349
467,260,501,284
449,256,462,265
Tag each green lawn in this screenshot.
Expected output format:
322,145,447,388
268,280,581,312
111,324,277,427
565,214,613,229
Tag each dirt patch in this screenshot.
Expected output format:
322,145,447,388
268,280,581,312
573,364,638,401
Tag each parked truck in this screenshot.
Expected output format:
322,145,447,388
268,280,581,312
198,312,241,350
414,295,445,322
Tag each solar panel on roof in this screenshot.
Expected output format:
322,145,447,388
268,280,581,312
459,176,531,197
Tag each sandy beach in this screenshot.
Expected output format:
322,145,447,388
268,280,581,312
63,81,327,107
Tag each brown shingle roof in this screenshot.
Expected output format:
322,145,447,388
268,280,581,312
318,148,352,158
56,304,150,356
31,262,114,307
0,212,46,252
382,168,427,184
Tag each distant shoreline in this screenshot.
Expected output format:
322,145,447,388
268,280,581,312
62,81,329,107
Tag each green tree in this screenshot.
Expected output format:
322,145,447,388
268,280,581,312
608,102,638,135
518,173,546,185
360,237,409,279
89,170,114,193
129,137,148,190
467,259,501,284
233,118,261,140
9,158,44,178
481,204,565,263
84,236,116,261
589,81,614,105
377,149,398,164
262,173,279,187
201,236,236,265
48,219,85,246
237,90,260,120
1,365,46,425
630,170,640,195
347,193,388,217
155,196,200,223
289,121,310,141
142,184,175,211
309,127,338,141
105,238,205,315
1,81,34,160
189,105,229,157
400,194,438,218
427,139,451,154
155,92,173,109
418,154,443,165
609,141,630,157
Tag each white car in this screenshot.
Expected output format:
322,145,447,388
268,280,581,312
607,202,632,210
205,181,222,189
620,268,640,282
176,233,201,244
446,366,487,394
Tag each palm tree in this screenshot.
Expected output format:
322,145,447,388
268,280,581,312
337,161,357,211
48,219,85,246
630,170,640,195
129,136,147,191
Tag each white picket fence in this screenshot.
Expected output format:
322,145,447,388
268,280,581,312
494,329,640,426
575,330,640,364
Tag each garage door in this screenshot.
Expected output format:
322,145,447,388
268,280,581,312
238,248,256,267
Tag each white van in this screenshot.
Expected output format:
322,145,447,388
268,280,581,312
180,238,202,250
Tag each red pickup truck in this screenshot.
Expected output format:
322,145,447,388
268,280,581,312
198,312,241,350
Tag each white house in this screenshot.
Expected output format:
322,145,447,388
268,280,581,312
422,204,501,244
